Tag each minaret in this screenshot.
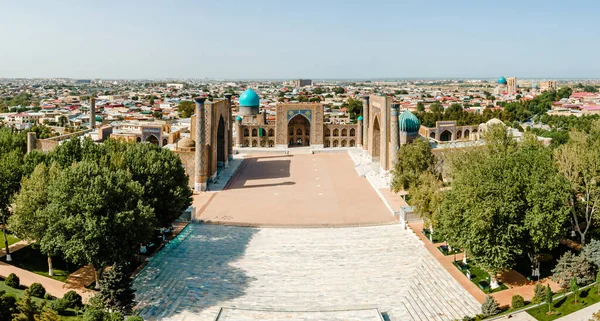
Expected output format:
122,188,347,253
90,95,96,129
225,93,233,163
362,96,369,151
357,116,363,148
194,97,207,192
235,116,243,148
389,104,400,169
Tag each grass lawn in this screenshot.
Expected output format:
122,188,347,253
527,288,600,321
438,245,462,256
422,229,445,244
453,260,508,294
6,233,21,246
0,278,81,320
7,245,80,282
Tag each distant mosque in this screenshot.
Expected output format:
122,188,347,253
493,76,517,96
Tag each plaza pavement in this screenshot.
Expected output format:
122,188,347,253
133,224,481,321
196,153,397,227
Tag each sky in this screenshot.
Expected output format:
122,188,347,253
1,0,599,79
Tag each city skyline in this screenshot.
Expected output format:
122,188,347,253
1,0,599,79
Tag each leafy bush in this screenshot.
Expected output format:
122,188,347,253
62,290,83,308
29,282,46,298
127,316,144,321
82,309,104,321
44,292,55,300
481,295,500,317
51,299,69,315
511,294,525,309
532,283,545,303
5,273,20,288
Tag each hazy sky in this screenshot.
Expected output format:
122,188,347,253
1,0,599,79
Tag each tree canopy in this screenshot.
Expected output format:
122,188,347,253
438,128,570,273
390,138,436,192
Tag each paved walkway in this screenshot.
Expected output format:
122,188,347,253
133,224,480,321
197,153,397,226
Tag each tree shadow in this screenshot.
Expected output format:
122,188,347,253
132,224,259,320
553,297,566,308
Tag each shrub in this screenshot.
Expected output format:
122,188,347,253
62,290,83,308
29,282,46,298
51,299,69,315
532,283,545,303
5,273,20,288
127,316,144,321
511,294,525,309
44,292,56,300
481,295,500,317
82,309,106,321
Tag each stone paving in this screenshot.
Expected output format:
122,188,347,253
133,224,480,321
215,307,384,321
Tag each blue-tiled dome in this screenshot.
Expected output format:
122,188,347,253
357,115,364,121
497,77,507,85
532,83,538,89
239,89,260,107
236,115,243,121
399,110,420,133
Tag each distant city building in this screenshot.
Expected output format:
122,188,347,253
506,77,517,95
166,83,184,90
539,80,557,92
290,79,312,87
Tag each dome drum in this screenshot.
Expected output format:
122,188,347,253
239,89,260,116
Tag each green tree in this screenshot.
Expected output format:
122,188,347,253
582,239,600,268
481,295,499,317
177,101,195,118
99,264,136,314
34,309,61,321
555,127,600,245
511,294,525,309
429,102,444,113
343,98,363,121
0,150,23,261
0,290,17,320
119,143,193,228
43,161,154,288
313,87,324,95
10,163,61,275
438,131,570,274
408,171,443,231
552,251,595,289
545,284,553,313
332,87,345,95
416,102,425,112
597,270,600,294
571,276,579,303
13,290,41,321
390,139,436,192
532,283,545,303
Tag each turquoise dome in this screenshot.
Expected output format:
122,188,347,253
235,115,243,121
357,115,364,121
398,110,420,133
239,89,260,107
497,77,507,85
532,83,538,89
95,116,102,122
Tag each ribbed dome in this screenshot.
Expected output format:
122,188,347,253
497,77,507,85
177,137,195,148
239,89,260,107
399,110,420,133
